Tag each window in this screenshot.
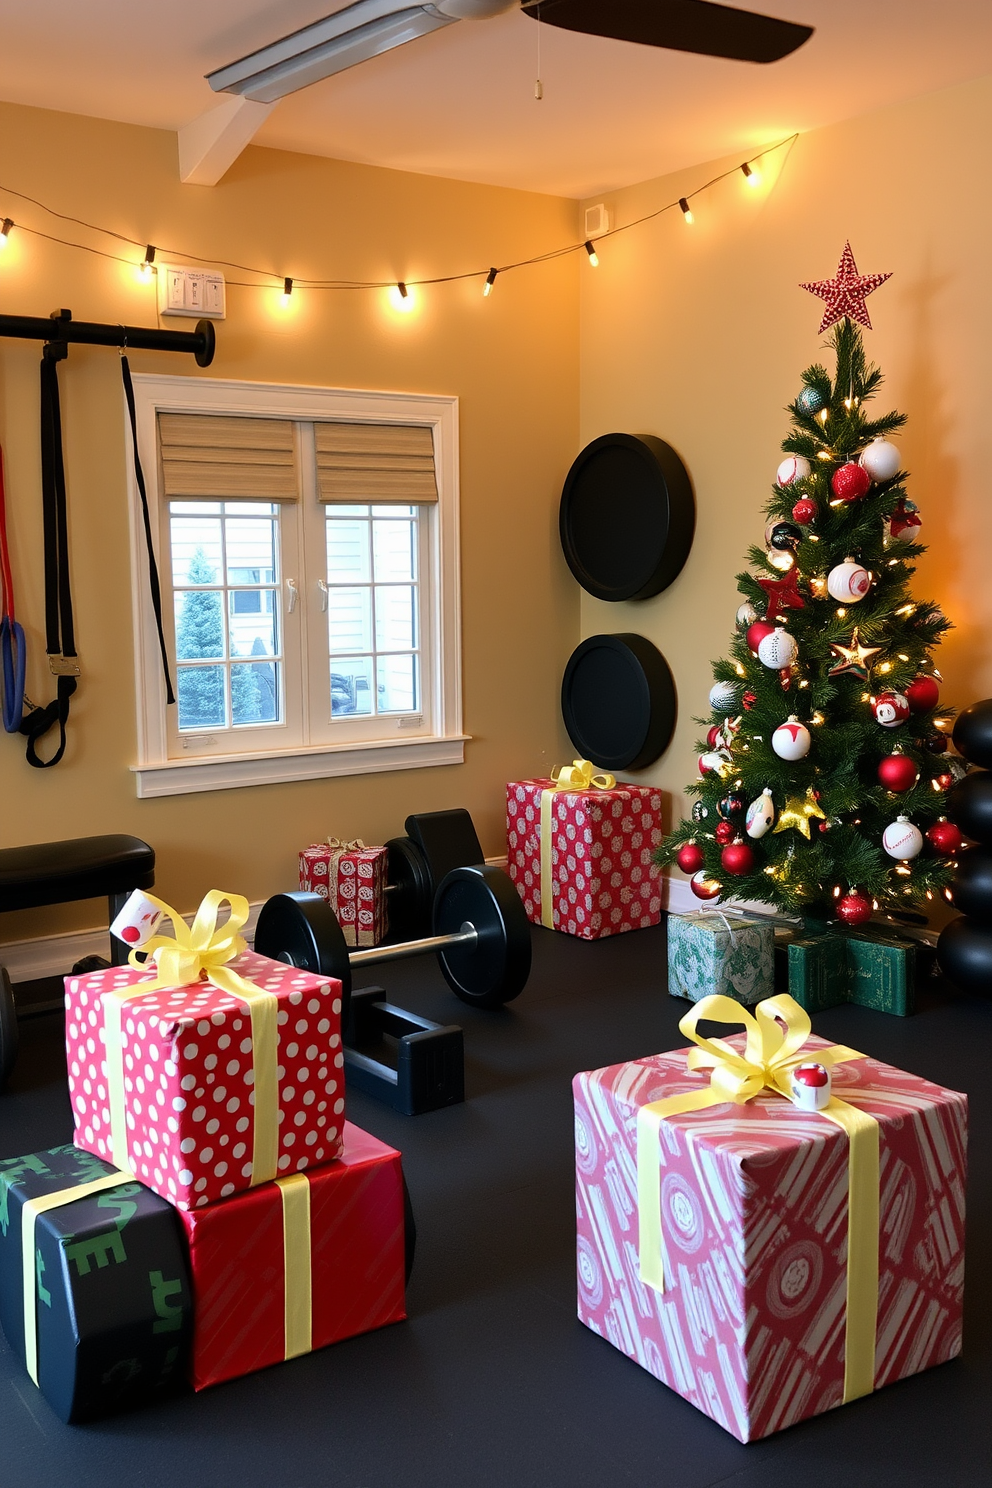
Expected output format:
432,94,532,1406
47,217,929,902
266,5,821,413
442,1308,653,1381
126,378,464,798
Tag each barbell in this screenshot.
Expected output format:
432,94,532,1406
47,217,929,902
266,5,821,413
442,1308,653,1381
255,862,531,1010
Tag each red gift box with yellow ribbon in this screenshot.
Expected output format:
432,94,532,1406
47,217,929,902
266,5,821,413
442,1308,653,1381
65,892,344,1211
299,839,389,947
179,1121,407,1390
574,994,968,1441
506,763,664,939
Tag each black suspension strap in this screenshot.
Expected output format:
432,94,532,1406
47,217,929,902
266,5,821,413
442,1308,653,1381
120,353,175,704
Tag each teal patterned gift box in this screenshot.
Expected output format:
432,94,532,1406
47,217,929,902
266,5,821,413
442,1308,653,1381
667,912,775,1006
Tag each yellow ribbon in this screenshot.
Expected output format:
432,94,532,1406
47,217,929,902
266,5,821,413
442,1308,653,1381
636,993,879,1404
102,890,279,1189
276,1174,313,1360
540,761,617,929
324,837,366,853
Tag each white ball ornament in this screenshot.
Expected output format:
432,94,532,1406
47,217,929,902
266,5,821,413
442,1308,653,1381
709,681,738,711
737,602,759,629
757,628,798,670
873,692,911,728
745,788,776,839
777,455,811,487
859,439,901,483
771,716,811,761
826,557,872,604
882,815,923,861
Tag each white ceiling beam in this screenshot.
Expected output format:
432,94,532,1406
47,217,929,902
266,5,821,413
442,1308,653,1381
178,96,275,186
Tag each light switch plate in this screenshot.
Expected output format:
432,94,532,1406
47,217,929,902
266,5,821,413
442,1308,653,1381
159,264,226,319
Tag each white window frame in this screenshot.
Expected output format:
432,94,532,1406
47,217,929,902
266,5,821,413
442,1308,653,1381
125,375,466,799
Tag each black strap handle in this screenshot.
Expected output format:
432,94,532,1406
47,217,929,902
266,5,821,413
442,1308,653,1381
121,354,175,705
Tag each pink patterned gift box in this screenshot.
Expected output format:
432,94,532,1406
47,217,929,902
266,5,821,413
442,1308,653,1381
299,842,388,947
506,778,663,939
574,1036,967,1442
66,949,345,1212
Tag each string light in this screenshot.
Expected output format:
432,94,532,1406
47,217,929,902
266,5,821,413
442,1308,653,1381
817,408,829,425
0,217,12,249
483,267,498,297
281,276,293,306
678,198,694,225
741,162,761,188
389,281,415,313
583,241,600,267
138,243,156,282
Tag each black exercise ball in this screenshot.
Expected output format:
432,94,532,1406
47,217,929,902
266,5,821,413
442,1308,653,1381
952,699,992,768
937,916,992,996
947,770,992,844
949,847,992,921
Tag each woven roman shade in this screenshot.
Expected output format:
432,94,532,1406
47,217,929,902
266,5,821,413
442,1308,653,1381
158,413,298,502
315,422,438,504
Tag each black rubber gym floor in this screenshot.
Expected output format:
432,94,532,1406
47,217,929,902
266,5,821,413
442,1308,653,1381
1,923,989,1487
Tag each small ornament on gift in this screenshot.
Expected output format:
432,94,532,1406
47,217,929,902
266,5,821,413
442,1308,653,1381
110,889,164,948
789,1061,832,1111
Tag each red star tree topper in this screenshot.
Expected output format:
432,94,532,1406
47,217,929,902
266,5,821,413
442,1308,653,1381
800,242,892,333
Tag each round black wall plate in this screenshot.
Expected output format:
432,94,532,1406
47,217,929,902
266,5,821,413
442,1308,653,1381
561,633,677,772
559,433,695,602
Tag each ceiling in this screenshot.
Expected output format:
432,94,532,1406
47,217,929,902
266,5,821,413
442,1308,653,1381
0,1,990,197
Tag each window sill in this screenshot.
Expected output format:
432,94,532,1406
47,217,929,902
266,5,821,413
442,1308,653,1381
131,733,470,799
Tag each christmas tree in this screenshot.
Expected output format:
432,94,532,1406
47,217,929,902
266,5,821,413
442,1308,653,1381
657,247,961,926
176,547,263,729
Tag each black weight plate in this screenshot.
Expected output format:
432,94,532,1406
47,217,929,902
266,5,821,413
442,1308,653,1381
561,633,676,771
384,836,432,942
433,865,531,1008
0,964,18,1092
253,893,353,1006
559,433,694,601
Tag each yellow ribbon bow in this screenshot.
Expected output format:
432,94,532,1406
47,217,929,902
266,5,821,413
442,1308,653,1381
637,992,880,1404
540,761,617,929
324,836,366,853
102,890,279,1189
550,759,616,791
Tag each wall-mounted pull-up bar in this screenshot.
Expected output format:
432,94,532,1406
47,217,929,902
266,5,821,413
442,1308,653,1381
0,309,215,366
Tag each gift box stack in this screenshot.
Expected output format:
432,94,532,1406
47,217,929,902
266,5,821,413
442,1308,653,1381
0,891,409,1423
573,993,968,1442
299,839,389,947
506,763,664,939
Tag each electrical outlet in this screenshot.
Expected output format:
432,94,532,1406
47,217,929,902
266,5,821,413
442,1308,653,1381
159,264,226,319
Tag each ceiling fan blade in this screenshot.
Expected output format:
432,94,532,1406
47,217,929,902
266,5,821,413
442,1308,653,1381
520,0,813,64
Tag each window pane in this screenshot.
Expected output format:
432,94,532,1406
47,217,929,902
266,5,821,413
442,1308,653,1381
177,666,226,730
232,662,279,725
175,588,225,660
224,502,277,516
170,525,222,586
372,505,414,518
171,501,221,516
377,654,417,714
328,588,371,654
326,518,371,584
330,657,373,717
375,585,416,651
373,518,416,583
229,594,277,659
225,515,276,585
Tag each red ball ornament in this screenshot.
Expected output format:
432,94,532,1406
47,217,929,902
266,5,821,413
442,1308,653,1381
690,870,722,902
837,891,873,926
714,820,735,845
935,772,954,792
706,725,722,749
877,754,919,792
676,842,706,874
830,462,871,503
721,841,755,876
746,620,776,655
927,820,962,855
792,496,817,525
905,676,939,713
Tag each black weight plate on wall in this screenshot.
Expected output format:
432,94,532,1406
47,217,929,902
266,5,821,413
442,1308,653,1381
561,633,676,772
559,433,694,601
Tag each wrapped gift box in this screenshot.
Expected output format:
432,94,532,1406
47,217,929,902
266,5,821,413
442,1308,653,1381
179,1121,408,1390
506,777,663,939
574,1030,967,1442
66,948,344,1211
299,841,389,947
0,1144,192,1423
668,913,774,1006
787,931,915,1016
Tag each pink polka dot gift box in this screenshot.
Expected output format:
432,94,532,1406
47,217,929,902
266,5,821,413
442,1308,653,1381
506,764,663,939
573,994,968,1442
65,892,345,1211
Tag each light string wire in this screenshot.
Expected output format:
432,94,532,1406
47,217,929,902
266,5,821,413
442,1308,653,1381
0,133,798,295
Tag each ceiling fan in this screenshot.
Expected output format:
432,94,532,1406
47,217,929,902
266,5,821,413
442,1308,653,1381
207,0,813,104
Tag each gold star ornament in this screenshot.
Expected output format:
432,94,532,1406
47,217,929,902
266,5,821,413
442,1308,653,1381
772,788,827,840
828,629,882,681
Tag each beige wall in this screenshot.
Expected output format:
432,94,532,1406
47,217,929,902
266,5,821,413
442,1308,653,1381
0,102,579,942
578,71,992,834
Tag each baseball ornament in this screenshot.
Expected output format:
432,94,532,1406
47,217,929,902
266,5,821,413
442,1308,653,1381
747,619,776,655
709,681,738,711
699,750,731,777
110,890,164,948
889,498,922,540
882,815,924,860
906,675,939,713
777,455,811,487
715,820,735,845
927,820,962,856
827,558,872,603
721,841,755,876
796,385,828,417
736,601,759,629
831,461,872,503
676,842,706,874
772,715,811,761
874,692,910,727
789,1062,832,1112
877,753,918,792
837,890,873,926
745,789,776,839
764,520,802,552
757,628,798,670
859,438,901,483
690,870,722,902
792,496,817,525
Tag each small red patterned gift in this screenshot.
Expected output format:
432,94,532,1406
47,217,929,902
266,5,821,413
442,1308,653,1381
299,839,388,947
506,762,663,939
180,1121,408,1390
66,892,344,1211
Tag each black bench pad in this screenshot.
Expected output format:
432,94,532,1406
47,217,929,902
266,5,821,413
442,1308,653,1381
0,836,155,913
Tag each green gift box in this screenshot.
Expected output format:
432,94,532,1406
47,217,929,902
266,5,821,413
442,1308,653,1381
667,912,775,1006
786,929,915,1016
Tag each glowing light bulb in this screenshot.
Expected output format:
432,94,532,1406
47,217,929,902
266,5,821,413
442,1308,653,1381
138,244,156,282
678,197,694,225
280,276,293,307
389,282,415,313
817,408,829,425
741,162,761,188
584,241,600,267
0,217,13,249
483,267,498,297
